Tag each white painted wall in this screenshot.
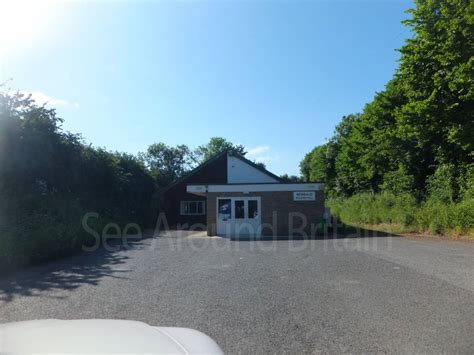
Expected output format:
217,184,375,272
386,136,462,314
227,155,279,183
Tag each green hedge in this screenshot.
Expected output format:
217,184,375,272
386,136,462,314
327,193,474,236
0,192,148,271
0,92,157,272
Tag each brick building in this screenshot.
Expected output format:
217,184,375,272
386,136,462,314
160,150,325,237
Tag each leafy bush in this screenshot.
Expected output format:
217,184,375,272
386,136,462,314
458,164,474,200
328,193,474,237
449,198,474,235
415,200,450,235
328,192,417,227
381,166,415,195
0,92,157,271
426,164,456,204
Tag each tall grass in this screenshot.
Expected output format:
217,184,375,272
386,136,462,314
327,193,474,237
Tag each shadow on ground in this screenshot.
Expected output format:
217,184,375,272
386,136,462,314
326,223,401,239
230,223,401,241
0,235,149,303
0,225,399,302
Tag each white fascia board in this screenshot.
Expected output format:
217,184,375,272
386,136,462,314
187,183,324,194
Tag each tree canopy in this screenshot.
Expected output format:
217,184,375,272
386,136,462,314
141,143,194,186
194,137,246,163
301,0,473,201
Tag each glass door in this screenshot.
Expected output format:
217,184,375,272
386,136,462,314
216,197,261,237
233,197,261,236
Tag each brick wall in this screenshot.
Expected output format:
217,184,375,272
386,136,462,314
161,153,227,228
206,190,324,236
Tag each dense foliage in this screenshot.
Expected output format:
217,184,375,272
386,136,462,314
301,0,473,235
0,92,157,270
328,193,473,236
141,143,194,187
194,137,247,163
280,174,303,182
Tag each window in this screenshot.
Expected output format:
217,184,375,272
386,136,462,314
248,200,258,219
218,199,231,220
180,201,205,215
235,200,245,219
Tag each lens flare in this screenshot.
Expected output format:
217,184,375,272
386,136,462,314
0,0,52,51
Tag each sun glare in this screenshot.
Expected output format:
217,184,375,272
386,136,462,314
0,0,52,51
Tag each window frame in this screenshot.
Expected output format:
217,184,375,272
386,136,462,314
180,200,206,216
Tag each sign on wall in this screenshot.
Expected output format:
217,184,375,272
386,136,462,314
293,191,316,201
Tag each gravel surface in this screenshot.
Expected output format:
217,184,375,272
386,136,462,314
1,232,473,353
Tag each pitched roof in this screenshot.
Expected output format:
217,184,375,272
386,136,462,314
160,149,283,193
158,150,228,194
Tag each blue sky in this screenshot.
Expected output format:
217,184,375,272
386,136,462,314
1,0,412,176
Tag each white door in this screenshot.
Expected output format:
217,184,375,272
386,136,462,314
216,197,261,237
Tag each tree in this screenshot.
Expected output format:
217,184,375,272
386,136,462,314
396,0,474,167
302,0,473,199
194,137,246,163
335,82,409,195
142,143,193,186
280,174,302,182
299,145,327,182
328,114,360,195
0,90,156,270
